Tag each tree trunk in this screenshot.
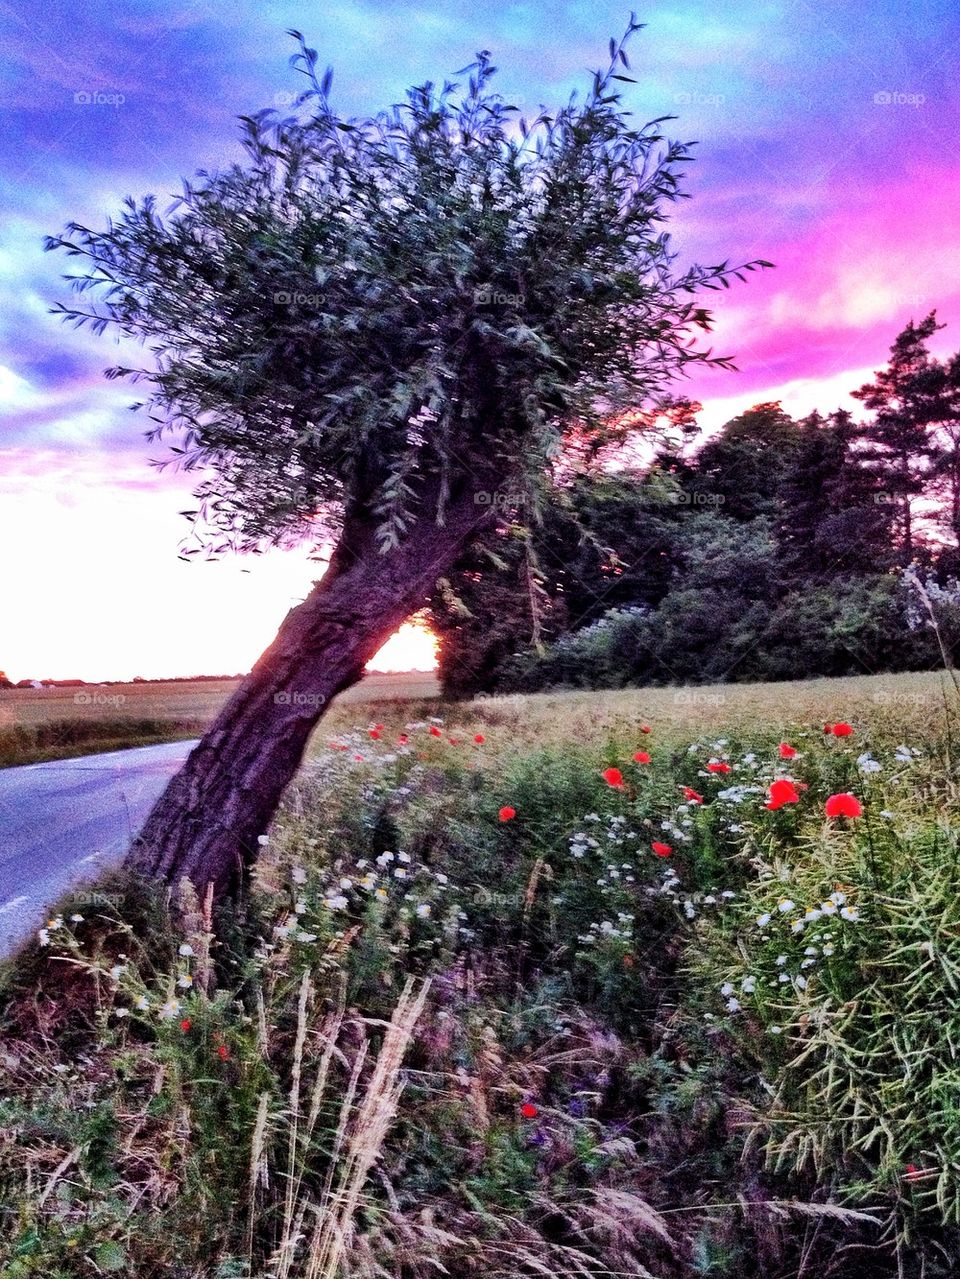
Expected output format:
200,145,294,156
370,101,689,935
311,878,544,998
126,476,498,896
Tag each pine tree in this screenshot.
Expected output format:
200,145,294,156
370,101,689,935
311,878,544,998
852,313,946,561
778,409,895,579
928,348,960,557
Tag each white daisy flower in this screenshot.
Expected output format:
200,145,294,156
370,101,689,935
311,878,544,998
178,943,195,957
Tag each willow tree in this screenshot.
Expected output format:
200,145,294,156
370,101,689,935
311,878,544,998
46,19,768,895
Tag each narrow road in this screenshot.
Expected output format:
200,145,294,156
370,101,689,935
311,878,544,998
0,740,197,957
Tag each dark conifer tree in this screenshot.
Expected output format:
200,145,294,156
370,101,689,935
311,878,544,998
852,313,946,561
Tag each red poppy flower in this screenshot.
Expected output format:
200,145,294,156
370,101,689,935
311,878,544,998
429,726,442,738
180,1019,192,1032
369,728,381,740
766,778,800,810
602,767,624,788
825,792,862,818
778,742,797,759
640,724,652,734
474,733,485,744
448,737,459,745
520,1102,538,1119
707,761,731,774
217,1044,230,1061
633,751,651,764
832,722,854,737
682,786,704,804
651,842,673,857
499,806,516,822
354,754,364,762
398,733,409,745
823,723,833,734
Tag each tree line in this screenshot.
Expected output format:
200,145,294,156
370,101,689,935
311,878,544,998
430,313,960,694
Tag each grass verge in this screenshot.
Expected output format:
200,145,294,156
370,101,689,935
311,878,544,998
1,674,959,1276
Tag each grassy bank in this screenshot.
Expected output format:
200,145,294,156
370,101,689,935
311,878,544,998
1,671,959,1276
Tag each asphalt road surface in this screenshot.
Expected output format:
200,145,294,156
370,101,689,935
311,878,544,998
0,740,197,957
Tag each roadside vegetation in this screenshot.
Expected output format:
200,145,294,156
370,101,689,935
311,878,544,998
0,718,207,769
2,672,959,1277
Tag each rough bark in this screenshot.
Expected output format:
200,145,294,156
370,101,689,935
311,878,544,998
126,472,500,896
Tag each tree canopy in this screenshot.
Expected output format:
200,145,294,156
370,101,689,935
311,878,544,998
431,314,960,696
46,19,768,560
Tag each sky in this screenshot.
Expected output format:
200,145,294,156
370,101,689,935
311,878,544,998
2,0,960,681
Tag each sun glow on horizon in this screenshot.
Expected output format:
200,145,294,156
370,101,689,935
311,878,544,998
367,621,438,673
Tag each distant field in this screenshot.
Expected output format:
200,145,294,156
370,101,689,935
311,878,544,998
325,668,955,752
0,668,952,767
0,671,440,767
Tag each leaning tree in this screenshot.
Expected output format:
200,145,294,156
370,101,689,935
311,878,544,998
46,19,768,895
